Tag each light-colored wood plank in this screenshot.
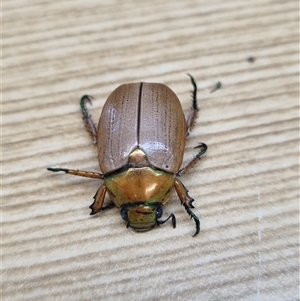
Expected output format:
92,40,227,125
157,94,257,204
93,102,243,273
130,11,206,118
3,0,298,300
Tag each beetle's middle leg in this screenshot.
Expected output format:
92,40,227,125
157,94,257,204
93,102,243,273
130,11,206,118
186,74,199,134
80,95,98,144
47,167,104,179
177,143,207,177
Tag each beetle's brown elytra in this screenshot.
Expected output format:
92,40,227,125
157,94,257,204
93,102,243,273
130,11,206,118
47,75,207,236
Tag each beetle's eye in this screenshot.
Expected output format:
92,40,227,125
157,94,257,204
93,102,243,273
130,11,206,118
156,206,163,218
120,208,128,221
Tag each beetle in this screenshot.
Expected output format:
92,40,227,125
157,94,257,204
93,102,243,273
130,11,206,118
48,74,207,236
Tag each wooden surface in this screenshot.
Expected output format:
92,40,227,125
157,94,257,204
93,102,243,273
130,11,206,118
2,1,299,300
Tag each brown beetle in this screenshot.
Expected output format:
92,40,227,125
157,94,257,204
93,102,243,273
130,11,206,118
48,75,207,236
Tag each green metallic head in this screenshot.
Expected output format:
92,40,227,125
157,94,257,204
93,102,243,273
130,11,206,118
120,203,175,232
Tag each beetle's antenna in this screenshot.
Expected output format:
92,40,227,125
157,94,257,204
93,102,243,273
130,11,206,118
98,201,115,211
157,213,176,228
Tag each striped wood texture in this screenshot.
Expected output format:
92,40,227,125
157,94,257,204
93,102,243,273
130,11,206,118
3,1,299,300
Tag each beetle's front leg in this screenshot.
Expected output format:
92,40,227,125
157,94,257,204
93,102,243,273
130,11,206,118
174,179,200,236
174,179,195,208
89,184,110,215
80,95,98,144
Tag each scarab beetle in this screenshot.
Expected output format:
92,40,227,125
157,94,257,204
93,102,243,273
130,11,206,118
48,75,207,236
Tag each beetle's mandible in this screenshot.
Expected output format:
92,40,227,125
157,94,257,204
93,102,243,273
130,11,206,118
48,75,207,236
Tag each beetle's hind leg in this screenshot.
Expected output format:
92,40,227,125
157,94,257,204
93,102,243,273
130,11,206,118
186,74,199,134
174,179,200,236
80,95,98,144
177,143,207,177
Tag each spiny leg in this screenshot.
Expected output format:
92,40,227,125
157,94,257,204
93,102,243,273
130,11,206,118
89,184,111,215
186,74,199,134
183,206,200,237
177,143,207,177
174,179,200,236
47,167,104,179
47,168,112,214
80,95,98,144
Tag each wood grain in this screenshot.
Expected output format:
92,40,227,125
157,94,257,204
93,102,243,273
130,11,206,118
3,0,299,300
